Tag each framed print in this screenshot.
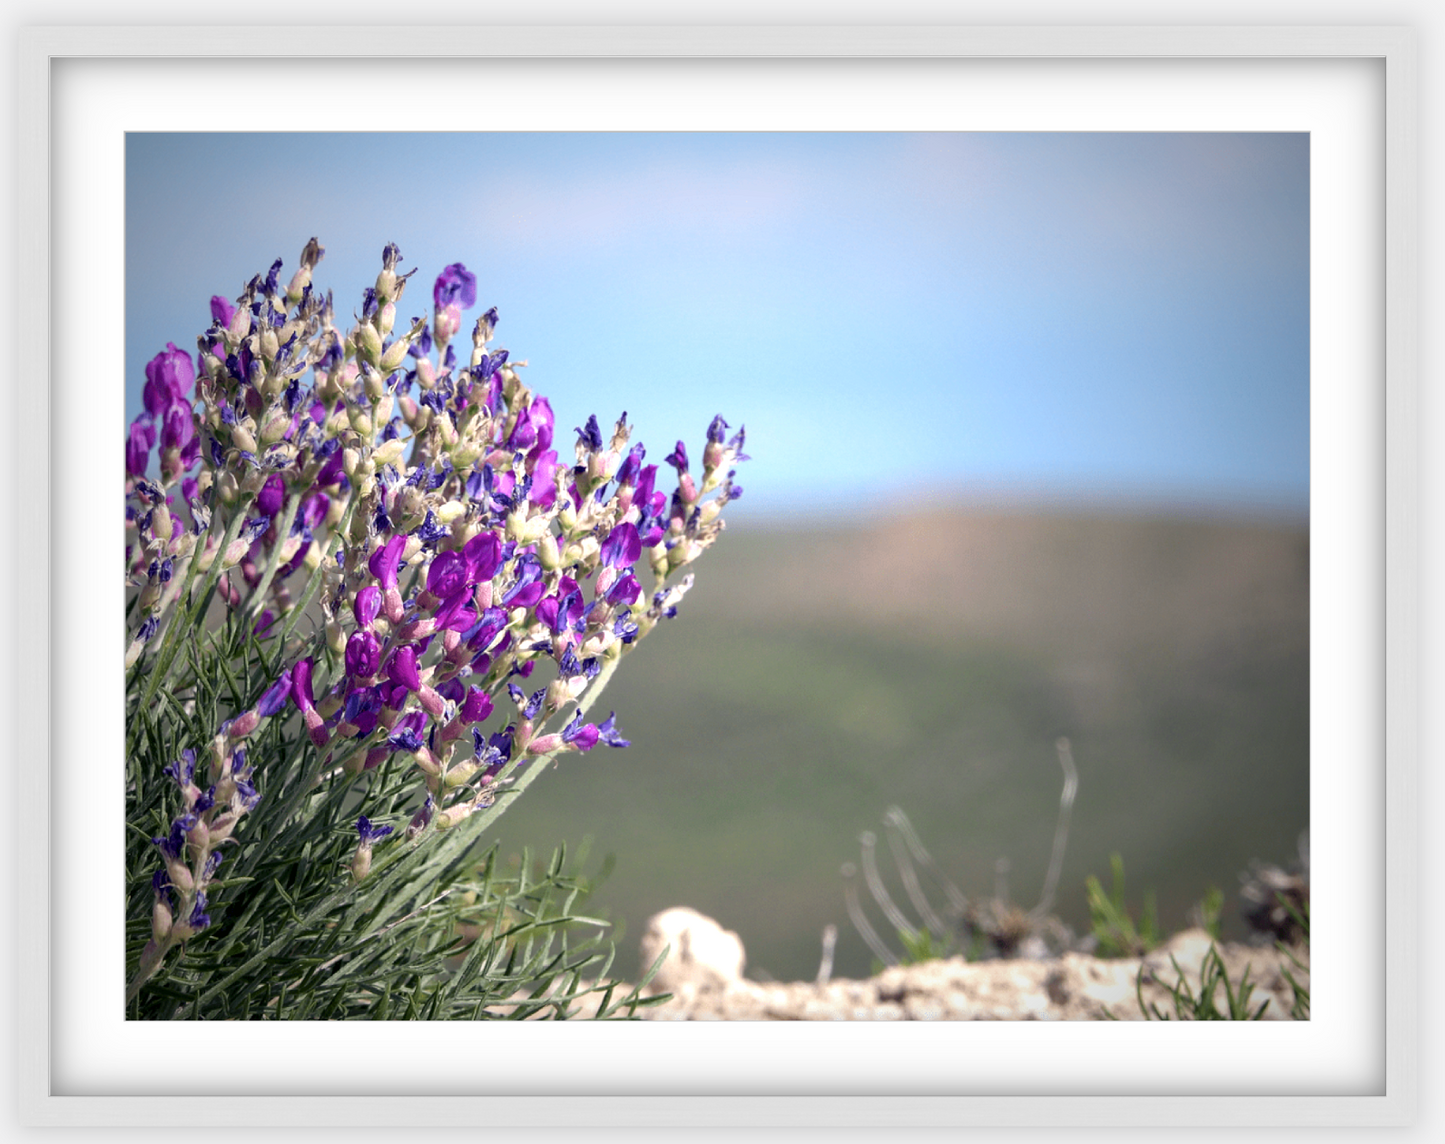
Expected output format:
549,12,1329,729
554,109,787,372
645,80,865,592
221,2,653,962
17,24,1416,1129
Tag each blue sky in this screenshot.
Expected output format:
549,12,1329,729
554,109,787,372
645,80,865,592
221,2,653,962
126,132,1309,521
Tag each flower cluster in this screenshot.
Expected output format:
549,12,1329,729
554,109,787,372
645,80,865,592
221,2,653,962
128,240,745,971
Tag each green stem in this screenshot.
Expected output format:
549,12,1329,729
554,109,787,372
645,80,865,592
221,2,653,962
243,492,303,620
460,652,624,842
280,494,357,642
125,938,173,1006
141,499,253,709
148,586,629,1014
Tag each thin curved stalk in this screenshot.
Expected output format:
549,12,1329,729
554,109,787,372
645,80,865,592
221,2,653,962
885,806,969,915
883,812,948,938
841,862,897,968
1030,736,1079,922
859,830,916,937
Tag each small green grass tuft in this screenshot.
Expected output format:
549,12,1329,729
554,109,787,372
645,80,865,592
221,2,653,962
1138,944,1271,1021
1085,853,1158,958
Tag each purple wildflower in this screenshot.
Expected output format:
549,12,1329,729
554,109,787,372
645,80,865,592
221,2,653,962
162,748,197,789
509,405,539,451
187,891,211,931
356,816,394,845
433,263,477,310
462,531,503,583
539,587,585,635
406,796,436,839
616,444,645,488
388,726,425,753
575,415,604,453
385,645,423,692
464,607,510,653
127,416,156,478
256,474,286,517
255,667,294,717
501,553,545,607
290,657,329,747
426,550,469,598
595,711,630,748
153,814,195,860
559,710,600,752
368,534,407,590
353,585,382,628
433,587,477,633
413,510,450,546
345,630,382,677
460,686,493,724
145,343,196,405
160,403,196,454
599,522,641,570
606,571,642,607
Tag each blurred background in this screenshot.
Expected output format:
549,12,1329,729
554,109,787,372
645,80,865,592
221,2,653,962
127,131,1309,982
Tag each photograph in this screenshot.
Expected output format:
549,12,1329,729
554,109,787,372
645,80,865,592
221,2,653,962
123,129,1312,1023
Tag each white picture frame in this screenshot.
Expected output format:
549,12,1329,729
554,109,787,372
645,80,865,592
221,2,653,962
17,25,1417,1130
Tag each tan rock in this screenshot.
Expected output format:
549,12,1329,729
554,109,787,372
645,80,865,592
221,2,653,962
639,906,746,999
625,912,1309,1022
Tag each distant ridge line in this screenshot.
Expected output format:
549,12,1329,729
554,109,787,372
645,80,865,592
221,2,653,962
731,484,1310,533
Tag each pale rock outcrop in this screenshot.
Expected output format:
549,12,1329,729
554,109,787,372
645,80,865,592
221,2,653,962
629,912,1307,1021
638,906,747,1000
497,912,1308,1021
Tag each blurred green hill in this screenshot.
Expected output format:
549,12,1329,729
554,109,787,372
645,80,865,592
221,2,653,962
492,503,1310,983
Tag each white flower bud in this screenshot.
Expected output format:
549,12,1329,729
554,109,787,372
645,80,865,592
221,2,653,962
215,470,240,505
259,409,290,446
230,422,258,455
151,507,174,543
379,334,410,372
372,438,406,468
443,761,479,789
355,324,383,367
347,405,373,438
449,442,481,468
362,365,387,402
434,500,465,525
228,305,252,342
435,803,475,830
351,843,374,883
